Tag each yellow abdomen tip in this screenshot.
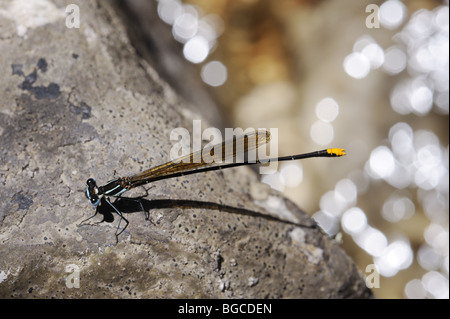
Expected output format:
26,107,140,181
327,148,346,156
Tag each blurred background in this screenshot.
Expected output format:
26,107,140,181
129,0,448,298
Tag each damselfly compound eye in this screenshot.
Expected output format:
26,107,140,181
90,196,100,206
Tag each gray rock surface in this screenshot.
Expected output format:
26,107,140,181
0,0,372,298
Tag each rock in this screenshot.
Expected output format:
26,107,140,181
0,0,372,298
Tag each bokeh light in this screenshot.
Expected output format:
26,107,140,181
379,0,407,29
173,7,199,42
157,0,183,25
375,239,413,277
310,121,334,145
382,195,415,223
279,162,303,188
361,42,385,69
367,146,396,179
343,52,371,79
201,61,227,87
341,207,367,235
315,98,339,122
183,35,209,63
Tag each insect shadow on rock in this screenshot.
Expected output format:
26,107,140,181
78,186,317,244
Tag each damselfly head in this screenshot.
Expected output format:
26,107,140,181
85,178,100,206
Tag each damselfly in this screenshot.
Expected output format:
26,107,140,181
83,130,345,242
